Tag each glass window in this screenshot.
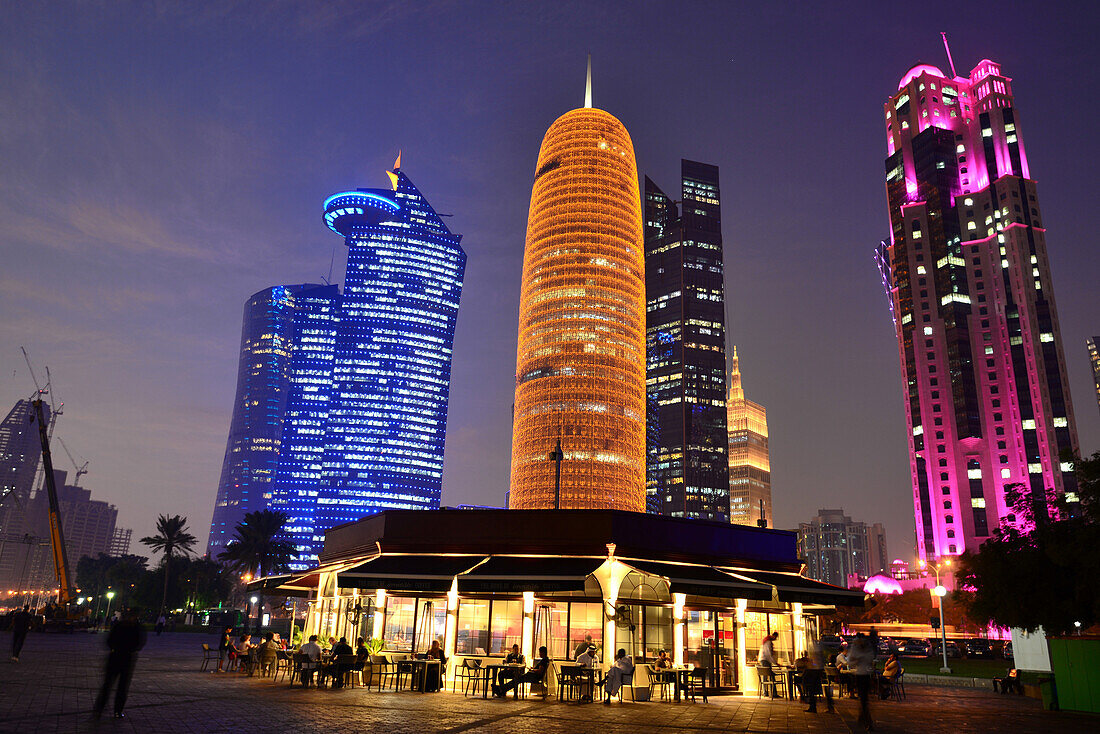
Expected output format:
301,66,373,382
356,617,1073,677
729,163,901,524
568,602,603,660
642,605,673,661
489,600,523,655
769,613,795,665
685,610,711,669
614,603,644,658
745,611,768,664
415,598,446,652
383,596,416,652
456,600,489,655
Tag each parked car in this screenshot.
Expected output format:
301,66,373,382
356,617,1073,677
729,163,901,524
898,638,932,657
876,636,899,655
964,639,993,658
1003,641,1014,659
931,640,962,658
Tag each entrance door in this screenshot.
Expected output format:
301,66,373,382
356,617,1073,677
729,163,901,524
712,612,738,688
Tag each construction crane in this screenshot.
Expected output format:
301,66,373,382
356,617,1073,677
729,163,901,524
20,348,75,610
56,438,89,486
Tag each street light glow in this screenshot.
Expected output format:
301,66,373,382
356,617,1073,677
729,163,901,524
933,585,947,597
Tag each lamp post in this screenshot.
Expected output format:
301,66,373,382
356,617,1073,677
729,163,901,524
104,590,116,628
550,440,564,509
919,558,952,674
251,595,259,633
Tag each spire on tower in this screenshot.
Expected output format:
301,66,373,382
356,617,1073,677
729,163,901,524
940,32,958,78
584,53,592,108
728,345,744,402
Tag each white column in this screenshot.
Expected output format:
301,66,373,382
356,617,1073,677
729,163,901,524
372,589,386,641
522,591,535,662
736,598,752,693
792,603,805,658
445,579,459,661
673,593,686,666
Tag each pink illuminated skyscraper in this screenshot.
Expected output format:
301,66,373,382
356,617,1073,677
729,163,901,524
876,50,1080,562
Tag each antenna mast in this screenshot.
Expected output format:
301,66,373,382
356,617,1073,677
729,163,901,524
941,32,958,78
584,53,592,108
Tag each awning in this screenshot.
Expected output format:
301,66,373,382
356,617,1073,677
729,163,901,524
729,570,866,607
457,556,605,593
336,555,486,593
620,559,774,602
245,572,317,598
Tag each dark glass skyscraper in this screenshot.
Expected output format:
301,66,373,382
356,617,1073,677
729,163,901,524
273,163,466,569
207,284,326,556
0,399,49,590
644,160,730,520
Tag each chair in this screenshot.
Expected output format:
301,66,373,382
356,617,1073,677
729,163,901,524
330,654,357,688
890,671,907,701
272,650,290,683
456,658,483,697
352,657,374,690
645,665,673,701
557,665,582,702
824,666,840,699
611,666,636,702
290,652,309,687
200,643,215,672
686,667,708,703
755,666,778,698
394,655,415,691
243,647,260,677
372,655,396,689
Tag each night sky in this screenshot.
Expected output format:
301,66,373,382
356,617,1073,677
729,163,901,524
2,1,1097,563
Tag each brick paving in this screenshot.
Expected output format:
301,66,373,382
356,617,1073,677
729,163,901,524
1,631,1097,733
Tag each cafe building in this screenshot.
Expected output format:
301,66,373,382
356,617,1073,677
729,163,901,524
255,509,863,694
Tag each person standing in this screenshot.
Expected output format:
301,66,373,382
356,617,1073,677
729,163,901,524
758,632,780,699
154,612,166,636
10,605,32,662
847,633,876,731
804,637,834,714
94,607,146,719
215,627,232,673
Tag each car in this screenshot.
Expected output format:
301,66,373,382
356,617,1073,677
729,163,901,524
876,636,899,655
964,639,993,658
898,638,931,657
931,640,962,658
1003,641,1014,659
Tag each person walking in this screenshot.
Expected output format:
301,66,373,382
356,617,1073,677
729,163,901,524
94,607,147,719
804,637,834,714
154,612,166,636
847,633,876,731
10,605,32,662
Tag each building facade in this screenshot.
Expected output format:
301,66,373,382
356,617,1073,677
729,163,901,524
508,72,647,512
1088,337,1100,416
797,508,888,588
876,56,1079,560
644,160,730,521
0,399,49,591
206,284,327,556
727,348,772,527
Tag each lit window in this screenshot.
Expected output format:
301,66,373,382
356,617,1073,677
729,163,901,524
971,498,986,508
1000,468,1011,479
967,468,982,479
924,327,933,336
1028,464,1042,474
1053,417,1067,427
1021,419,1036,430
1060,461,1073,473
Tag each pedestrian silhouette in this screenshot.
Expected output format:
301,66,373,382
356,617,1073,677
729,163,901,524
10,605,32,662
94,607,146,719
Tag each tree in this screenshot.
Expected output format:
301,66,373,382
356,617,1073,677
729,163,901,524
140,514,197,614
217,509,295,631
957,452,1100,634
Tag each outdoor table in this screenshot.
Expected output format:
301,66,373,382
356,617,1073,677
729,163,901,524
405,659,443,692
481,663,526,698
569,666,598,703
671,668,691,702
784,668,800,700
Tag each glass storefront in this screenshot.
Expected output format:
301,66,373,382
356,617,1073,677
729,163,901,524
568,602,603,659
456,599,490,655
489,599,523,654
383,596,416,652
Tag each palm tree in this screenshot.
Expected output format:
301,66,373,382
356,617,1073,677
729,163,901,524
140,514,197,614
217,510,295,631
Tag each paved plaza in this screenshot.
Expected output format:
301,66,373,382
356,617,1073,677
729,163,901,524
0,631,1096,733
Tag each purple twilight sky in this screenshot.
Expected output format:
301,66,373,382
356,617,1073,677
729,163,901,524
1,1,1097,563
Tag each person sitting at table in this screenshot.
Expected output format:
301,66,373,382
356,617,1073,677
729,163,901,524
354,637,370,668
422,640,446,692
258,632,279,676
232,634,252,672
498,643,525,687
652,649,675,687
879,652,903,699
574,634,594,661
299,635,323,687
793,651,810,700
602,648,635,705
575,643,600,701
327,636,354,688
833,643,854,698
494,646,550,698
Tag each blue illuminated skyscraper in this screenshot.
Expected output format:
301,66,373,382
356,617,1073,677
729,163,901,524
207,284,326,556
273,161,466,568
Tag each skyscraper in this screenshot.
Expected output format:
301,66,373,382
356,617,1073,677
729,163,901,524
727,348,772,527
0,399,48,591
508,63,647,512
206,284,327,556
1088,337,1100,416
876,53,1079,561
797,508,888,588
644,160,730,520
292,162,466,568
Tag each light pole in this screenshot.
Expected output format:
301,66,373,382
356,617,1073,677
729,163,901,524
103,590,116,628
919,558,952,674
251,595,259,633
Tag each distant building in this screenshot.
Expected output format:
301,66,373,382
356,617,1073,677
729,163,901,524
0,399,49,591
1089,337,1100,416
108,527,132,556
206,284,329,557
645,160,730,521
797,508,888,587
727,348,771,527
876,55,1079,561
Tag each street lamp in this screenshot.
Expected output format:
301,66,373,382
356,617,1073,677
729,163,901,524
919,558,952,674
104,590,116,628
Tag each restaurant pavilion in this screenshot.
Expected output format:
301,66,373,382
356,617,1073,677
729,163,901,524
252,508,863,694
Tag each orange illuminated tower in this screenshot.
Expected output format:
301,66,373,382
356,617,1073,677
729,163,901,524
508,59,646,511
